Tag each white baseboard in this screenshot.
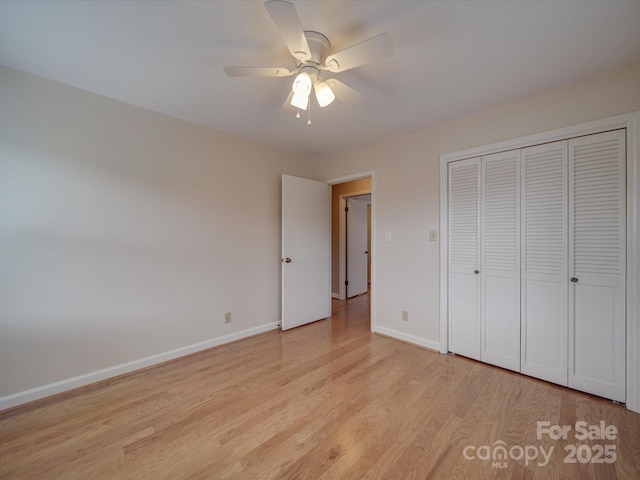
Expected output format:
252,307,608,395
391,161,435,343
372,326,441,352
331,292,341,299
0,321,279,412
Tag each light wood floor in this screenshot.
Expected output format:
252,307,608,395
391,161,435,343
1,294,639,479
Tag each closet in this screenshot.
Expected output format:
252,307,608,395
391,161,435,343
447,129,626,402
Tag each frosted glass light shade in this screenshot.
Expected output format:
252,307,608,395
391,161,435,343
291,92,309,110
292,72,312,97
314,81,335,107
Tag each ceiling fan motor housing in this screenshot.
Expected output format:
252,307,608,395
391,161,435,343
301,31,330,68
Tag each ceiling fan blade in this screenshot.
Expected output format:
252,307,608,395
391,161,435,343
223,66,295,77
323,33,393,73
264,0,311,62
326,79,364,103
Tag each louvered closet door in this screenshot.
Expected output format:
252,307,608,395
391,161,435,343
448,158,481,360
481,150,520,371
568,130,626,402
520,141,568,386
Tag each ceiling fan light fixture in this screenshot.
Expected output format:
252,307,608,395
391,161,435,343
291,92,309,110
224,1,395,122
291,71,312,97
314,81,335,107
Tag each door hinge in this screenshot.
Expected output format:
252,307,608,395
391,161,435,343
345,280,349,286
345,206,349,212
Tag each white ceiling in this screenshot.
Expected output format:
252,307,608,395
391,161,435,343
1,1,640,157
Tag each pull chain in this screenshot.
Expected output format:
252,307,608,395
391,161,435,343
307,98,311,125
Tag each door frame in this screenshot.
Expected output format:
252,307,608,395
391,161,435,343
439,111,640,414
327,171,376,330
338,190,371,300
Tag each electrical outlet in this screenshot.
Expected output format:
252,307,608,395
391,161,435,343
225,312,232,324
402,310,409,321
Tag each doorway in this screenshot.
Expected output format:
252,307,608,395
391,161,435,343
346,195,370,298
328,173,374,327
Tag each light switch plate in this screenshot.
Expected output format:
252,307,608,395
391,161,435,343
385,231,392,242
429,230,438,242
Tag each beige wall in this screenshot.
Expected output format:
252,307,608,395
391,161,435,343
331,178,371,294
3,60,640,407
0,66,320,400
319,62,640,347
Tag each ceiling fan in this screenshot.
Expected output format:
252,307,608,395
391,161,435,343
223,0,393,122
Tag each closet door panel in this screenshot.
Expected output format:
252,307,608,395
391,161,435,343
483,276,519,366
520,141,568,386
481,150,520,371
522,278,565,372
568,130,626,402
448,158,481,360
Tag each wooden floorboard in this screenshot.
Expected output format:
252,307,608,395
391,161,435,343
1,293,639,479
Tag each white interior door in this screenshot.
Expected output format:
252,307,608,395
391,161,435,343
568,130,626,402
448,158,481,360
481,150,521,372
281,175,331,330
346,198,368,298
520,141,568,386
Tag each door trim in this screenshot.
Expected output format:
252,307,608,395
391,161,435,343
439,112,640,414
327,171,376,331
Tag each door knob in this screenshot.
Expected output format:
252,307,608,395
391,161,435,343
474,270,480,274
365,251,369,254
570,277,578,283
283,258,292,263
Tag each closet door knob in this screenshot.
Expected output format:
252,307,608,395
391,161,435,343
570,277,578,283
474,270,480,274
